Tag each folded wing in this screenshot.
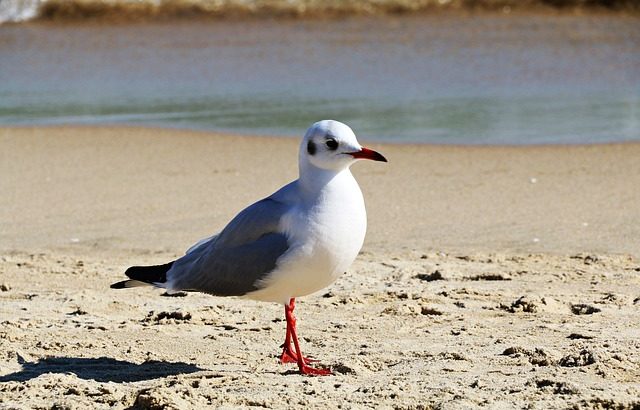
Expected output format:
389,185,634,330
166,197,291,296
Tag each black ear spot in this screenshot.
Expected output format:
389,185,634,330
307,140,316,155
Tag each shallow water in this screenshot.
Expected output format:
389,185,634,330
1,15,639,144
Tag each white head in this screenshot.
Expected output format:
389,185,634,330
299,120,387,173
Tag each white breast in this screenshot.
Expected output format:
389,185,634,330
246,171,367,304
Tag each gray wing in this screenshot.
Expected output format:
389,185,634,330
166,197,290,296
185,234,217,255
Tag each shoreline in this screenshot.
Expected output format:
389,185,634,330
4,123,640,149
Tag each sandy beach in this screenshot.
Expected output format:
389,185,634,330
1,126,639,408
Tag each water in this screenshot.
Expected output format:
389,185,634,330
1,14,639,144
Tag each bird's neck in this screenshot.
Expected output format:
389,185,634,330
298,161,351,199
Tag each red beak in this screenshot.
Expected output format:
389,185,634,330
349,147,387,162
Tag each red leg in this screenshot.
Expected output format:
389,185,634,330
279,299,298,364
280,298,317,364
281,298,332,376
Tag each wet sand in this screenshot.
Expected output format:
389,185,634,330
1,126,639,408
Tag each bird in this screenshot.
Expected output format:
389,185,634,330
111,120,387,375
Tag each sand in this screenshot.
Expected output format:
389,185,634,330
1,126,639,409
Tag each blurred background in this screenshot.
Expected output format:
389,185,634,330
1,0,638,144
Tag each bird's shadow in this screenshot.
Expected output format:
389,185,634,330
0,356,203,383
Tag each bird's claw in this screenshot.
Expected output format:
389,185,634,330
299,364,333,376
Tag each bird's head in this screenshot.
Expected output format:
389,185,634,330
300,120,387,172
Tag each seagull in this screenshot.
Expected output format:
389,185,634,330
111,120,387,375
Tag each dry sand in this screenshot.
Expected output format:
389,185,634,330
1,126,639,409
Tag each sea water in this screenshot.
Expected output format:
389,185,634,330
1,14,638,144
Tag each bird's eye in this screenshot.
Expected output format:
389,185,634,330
325,138,338,150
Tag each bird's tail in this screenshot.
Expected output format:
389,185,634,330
110,262,174,289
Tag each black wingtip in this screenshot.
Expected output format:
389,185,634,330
110,281,128,289
111,262,173,290
123,261,174,285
